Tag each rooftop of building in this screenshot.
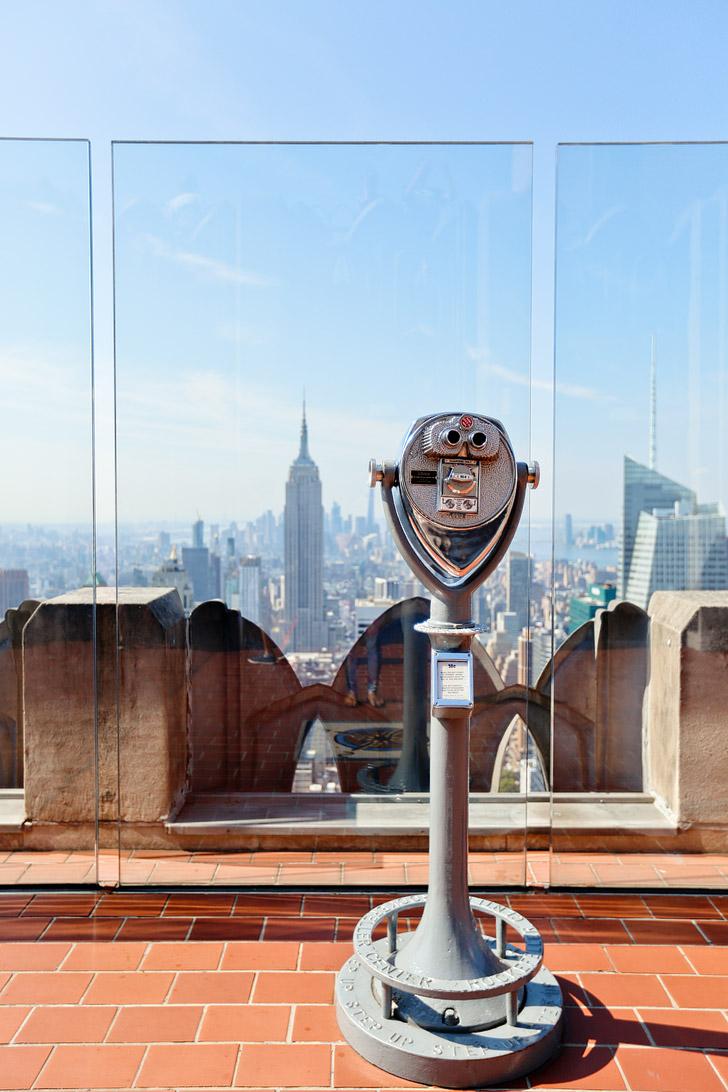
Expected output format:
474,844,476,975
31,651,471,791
0,875,727,1092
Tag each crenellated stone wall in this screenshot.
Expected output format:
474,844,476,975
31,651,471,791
0,586,727,852
647,590,728,829
22,587,187,834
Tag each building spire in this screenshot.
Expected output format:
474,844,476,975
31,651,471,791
649,333,657,471
294,394,314,465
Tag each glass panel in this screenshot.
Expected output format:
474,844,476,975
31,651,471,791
111,142,533,886
0,139,97,884
552,143,728,887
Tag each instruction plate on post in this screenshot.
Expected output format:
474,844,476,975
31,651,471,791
431,650,473,712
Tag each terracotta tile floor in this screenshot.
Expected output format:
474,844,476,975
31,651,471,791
2,850,728,888
0,888,726,1090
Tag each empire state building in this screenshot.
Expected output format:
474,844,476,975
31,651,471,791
284,404,326,651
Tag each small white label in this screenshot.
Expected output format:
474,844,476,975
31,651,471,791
433,651,473,707
437,659,470,700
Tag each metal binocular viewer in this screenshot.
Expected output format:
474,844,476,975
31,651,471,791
336,412,562,1088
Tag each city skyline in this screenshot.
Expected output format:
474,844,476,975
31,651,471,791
3,6,728,544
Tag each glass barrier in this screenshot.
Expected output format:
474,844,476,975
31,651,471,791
0,139,97,883
111,142,535,885
552,143,728,887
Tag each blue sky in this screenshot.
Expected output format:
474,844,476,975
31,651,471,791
2,1,728,525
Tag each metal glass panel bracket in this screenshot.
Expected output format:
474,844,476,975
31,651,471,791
336,412,561,1088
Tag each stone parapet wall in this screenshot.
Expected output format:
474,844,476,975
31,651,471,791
0,586,726,852
647,590,728,827
22,587,187,827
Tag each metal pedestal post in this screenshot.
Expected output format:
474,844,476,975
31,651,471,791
336,598,562,1088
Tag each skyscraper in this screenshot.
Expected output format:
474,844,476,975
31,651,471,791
240,555,263,627
506,551,531,634
284,404,325,651
618,457,694,598
182,546,211,604
625,500,727,610
619,457,728,609
0,569,29,621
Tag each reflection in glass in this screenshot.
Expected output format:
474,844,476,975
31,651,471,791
0,140,95,879
552,143,728,883
111,142,534,881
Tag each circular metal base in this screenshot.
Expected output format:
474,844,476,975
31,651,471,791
336,957,562,1088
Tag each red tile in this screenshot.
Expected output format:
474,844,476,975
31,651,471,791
558,973,591,1008
292,1003,342,1042
509,894,581,918
551,918,632,944
638,1006,728,1049
129,849,192,859
107,1005,204,1043
343,865,407,884
625,919,709,945
17,864,94,883
114,917,193,941
542,944,612,973
0,894,32,917
278,863,343,884
82,971,174,1005
212,862,279,883
604,944,694,974
189,917,264,941
0,1044,51,1090
199,1004,290,1042
300,942,354,971
35,1044,145,1089
711,1052,728,1086
138,1042,239,1088
529,1044,626,1089
578,972,672,1008
252,850,315,863
0,971,93,1005
564,1004,649,1047
0,918,51,942
221,941,299,970
92,893,168,917
0,1006,31,1043
303,894,371,917
709,894,728,917
314,852,372,864
574,893,651,918
234,892,303,917
264,917,334,941
236,1043,331,1087
162,893,236,916
60,942,147,971
0,865,31,883
0,943,71,971
642,894,723,919
40,917,122,942
660,973,728,1008
22,894,100,917
695,920,728,944
681,945,728,975
253,971,334,1004
141,941,224,970
16,1006,116,1043
616,1043,726,1092
590,863,663,885
168,970,254,1004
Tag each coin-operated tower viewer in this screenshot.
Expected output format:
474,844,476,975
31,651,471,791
335,412,562,1089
